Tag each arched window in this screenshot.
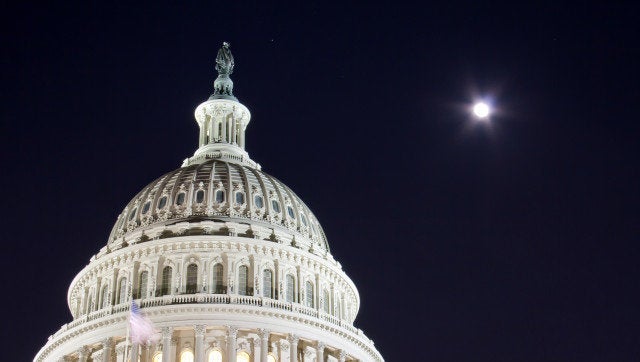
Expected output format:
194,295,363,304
142,201,151,215
128,208,137,221
195,190,205,204
152,352,163,362
238,265,249,296
335,294,342,319
208,350,223,362
267,355,276,362
323,289,330,313
305,281,314,308
176,192,186,206
101,284,109,308
161,266,172,296
237,351,250,362
158,196,168,209
286,274,295,303
254,195,264,208
86,292,93,314
138,271,149,299
118,278,128,304
287,206,295,219
215,190,225,203
235,192,245,205
180,350,194,362
212,263,224,294
271,200,280,213
263,270,273,298
186,263,198,294
300,213,307,226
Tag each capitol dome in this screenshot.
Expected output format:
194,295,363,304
106,160,330,255
36,43,382,362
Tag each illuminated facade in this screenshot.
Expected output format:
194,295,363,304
35,43,383,362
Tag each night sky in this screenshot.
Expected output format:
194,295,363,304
3,2,639,361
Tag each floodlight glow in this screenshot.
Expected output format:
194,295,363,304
473,102,490,118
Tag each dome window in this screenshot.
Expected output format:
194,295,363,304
305,281,314,308
263,269,273,298
100,285,109,309
235,192,245,205
176,192,186,206
271,200,281,213
186,264,198,294
215,190,225,203
238,265,249,296
158,196,168,210
212,263,225,294
161,266,172,296
138,271,148,299
128,208,137,221
254,194,264,208
141,201,151,215
195,190,205,204
287,206,295,219
117,278,128,304
300,213,307,226
323,289,330,313
286,274,296,303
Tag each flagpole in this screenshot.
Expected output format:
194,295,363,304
124,281,132,362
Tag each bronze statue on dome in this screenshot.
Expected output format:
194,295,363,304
215,42,234,75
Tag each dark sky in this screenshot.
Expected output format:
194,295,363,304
3,2,639,361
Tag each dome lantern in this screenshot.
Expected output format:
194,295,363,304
184,42,259,169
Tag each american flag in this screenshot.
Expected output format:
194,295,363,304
129,301,159,344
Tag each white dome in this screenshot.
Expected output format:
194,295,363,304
106,159,330,255
35,43,382,362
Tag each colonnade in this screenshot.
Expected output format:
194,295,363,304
58,326,352,362
199,115,246,149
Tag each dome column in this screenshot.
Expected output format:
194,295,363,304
161,327,173,362
77,346,90,362
226,326,238,362
316,342,325,362
101,338,113,362
194,325,206,362
258,329,269,362
288,334,299,362
130,343,139,362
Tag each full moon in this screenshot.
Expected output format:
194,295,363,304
473,102,490,118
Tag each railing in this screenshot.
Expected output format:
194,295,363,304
63,294,361,337
46,294,378,362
